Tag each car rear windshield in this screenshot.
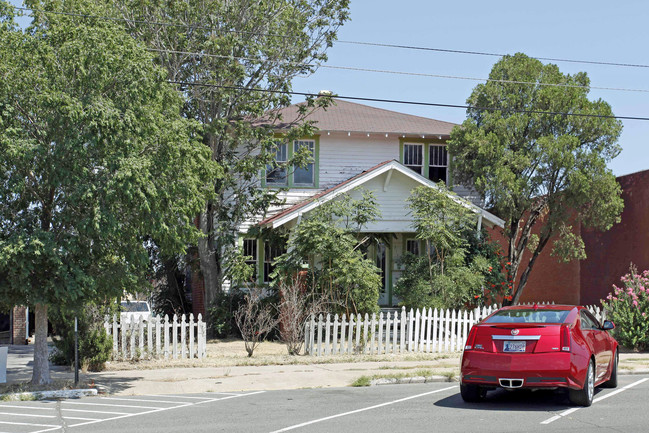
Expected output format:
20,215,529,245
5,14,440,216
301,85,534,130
483,309,570,324
120,302,150,312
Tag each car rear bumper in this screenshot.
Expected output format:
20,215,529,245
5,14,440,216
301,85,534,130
461,351,581,389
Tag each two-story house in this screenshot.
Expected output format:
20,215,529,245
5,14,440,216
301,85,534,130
200,99,504,311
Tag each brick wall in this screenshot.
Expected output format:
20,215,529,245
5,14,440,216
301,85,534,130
12,306,27,345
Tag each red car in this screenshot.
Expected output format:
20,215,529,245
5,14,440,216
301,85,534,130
460,304,618,406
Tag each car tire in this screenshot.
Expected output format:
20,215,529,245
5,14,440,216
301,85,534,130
460,383,486,403
602,349,619,388
569,359,595,407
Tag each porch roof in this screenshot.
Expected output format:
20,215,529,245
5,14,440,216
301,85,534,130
258,160,505,229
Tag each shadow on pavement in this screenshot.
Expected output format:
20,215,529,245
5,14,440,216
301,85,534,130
434,387,606,411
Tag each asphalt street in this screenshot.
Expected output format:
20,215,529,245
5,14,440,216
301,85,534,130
1,375,647,433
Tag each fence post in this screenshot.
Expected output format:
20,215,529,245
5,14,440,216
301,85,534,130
316,314,323,357
138,317,145,359
197,313,205,359
377,312,384,355
370,313,377,355
355,313,362,353
172,314,178,359
304,316,310,355
385,312,392,354
147,317,153,356
181,314,187,359
347,314,354,354
155,316,161,357
309,314,316,355
332,314,339,355
450,309,457,352
112,314,118,358
163,314,170,359
324,314,331,356
189,314,195,359
340,314,347,354
129,321,136,359
363,313,370,354
425,308,432,353
399,307,406,354
414,309,421,352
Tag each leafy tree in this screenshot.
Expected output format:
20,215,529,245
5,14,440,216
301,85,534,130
275,190,382,315
448,53,623,304
114,0,351,309
394,185,497,309
0,1,214,384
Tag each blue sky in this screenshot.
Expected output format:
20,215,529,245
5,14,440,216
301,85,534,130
10,0,648,176
293,0,649,177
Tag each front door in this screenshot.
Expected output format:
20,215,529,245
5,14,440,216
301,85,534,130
377,242,389,306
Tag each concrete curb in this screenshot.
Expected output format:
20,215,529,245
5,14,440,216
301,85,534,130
372,375,458,386
0,388,98,401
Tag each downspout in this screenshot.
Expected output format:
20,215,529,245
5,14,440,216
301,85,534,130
476,214,483,239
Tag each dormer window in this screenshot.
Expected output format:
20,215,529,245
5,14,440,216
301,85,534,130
401,141,448,184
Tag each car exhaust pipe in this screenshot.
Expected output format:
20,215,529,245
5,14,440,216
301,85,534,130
499,378,524,389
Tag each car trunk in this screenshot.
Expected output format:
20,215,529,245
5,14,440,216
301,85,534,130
472,323,565,354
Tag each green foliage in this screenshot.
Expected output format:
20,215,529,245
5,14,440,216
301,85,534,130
275,190,381,315
394,185,504,310
448,53,624,303
0,0,215,309
207,290,246,339
49,302,116,371
113,0,351,303
601,265,649,351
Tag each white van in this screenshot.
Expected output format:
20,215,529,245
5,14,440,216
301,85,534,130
120,300,152,324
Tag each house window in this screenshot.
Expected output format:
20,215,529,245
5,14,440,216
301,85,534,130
403,143,423,175
242,239,258,282
429,145,448,183
405,239,420,256
293,140,315,186
266,142,288,185
263,241,285,283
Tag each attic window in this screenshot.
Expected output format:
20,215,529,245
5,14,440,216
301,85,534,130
403,143,423,175
429,145,448,183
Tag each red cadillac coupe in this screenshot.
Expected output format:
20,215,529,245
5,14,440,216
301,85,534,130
460,304,618,406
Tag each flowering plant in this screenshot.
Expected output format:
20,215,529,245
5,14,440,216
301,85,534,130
601,265,649,351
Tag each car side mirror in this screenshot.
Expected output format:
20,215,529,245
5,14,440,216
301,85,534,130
602,320,615,330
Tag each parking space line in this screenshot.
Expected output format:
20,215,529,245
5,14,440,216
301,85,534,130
0,412,56,418
268,386,458,433
141,393,239,399
0,405,55,411
61,408,130,415
61,401,162,409
540,378,649,425
61,416,100,421
0,420,58,427
97,397,192,405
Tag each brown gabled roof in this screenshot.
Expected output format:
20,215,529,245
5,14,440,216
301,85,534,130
257,99,456,137
258,160,394,227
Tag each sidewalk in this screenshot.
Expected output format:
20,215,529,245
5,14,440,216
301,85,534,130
3,345,649,397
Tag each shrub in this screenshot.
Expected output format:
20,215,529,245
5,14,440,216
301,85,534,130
207,290,246,338
49,302,116,371
601,265,649,351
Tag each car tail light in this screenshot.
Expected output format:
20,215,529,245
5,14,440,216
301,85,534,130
465,326,478,350
560,325,571,352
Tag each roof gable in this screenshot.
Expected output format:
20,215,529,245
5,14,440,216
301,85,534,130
258,160,504,229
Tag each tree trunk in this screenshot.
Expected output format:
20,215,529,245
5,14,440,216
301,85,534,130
31,303,51,385
198,206,221,310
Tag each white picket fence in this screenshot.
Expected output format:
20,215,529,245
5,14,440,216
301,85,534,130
305,304,606,356
104,314,207,360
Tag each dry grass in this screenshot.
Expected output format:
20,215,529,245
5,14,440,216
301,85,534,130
103,338,462,371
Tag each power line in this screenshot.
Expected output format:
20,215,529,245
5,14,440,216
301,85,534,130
16,6,649,70
168,81,649,121
151,49,649,94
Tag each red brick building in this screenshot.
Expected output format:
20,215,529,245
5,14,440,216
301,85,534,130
488,169,649,306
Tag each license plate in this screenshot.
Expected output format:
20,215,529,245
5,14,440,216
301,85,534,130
503,341,526,352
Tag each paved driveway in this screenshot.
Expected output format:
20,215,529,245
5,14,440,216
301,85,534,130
0,375,647,432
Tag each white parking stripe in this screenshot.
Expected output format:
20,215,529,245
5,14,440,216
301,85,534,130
540,378,649,425
62,416,100,421
268,386,458,433
141,393,237,399
0,405,55,411
0,420,58,427
61,408,130,415
0,412,56,418
61,401,163,409
97,397,191,404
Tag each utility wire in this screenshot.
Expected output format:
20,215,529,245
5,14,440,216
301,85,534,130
168,82,649,121
151,49,649,93
16,6,649,70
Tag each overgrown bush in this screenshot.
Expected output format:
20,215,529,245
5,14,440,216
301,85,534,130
207,290,246,338
601,265,649,351
235,287,278,357
49,301,116,371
